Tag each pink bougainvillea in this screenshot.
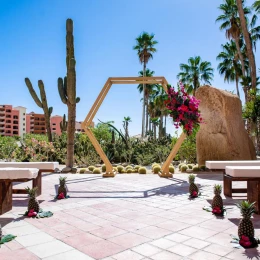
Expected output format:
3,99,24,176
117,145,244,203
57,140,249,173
164,82,202,135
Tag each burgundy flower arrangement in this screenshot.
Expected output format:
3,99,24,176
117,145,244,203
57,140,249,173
164,82,201,135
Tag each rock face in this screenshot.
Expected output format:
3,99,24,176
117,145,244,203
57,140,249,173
196,86,256,165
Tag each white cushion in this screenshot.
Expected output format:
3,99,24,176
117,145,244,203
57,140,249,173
226,166,260,177
0,168,39,179
206,161,260,169
0,162,59,170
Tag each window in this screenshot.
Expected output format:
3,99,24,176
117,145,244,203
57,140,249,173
23,123,25,126
23,113,25,115
23,128,25,131
52,123,56,126
23,118,25,121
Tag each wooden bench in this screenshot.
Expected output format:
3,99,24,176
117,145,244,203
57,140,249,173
225,166,260,213
0,168,39,215
206,161,260,194
0,162,59,196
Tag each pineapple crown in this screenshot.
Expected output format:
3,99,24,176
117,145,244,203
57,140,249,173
236,200,255,219
188,174,195,183
59,176,67,184
25,187,38,198
214,184,222,195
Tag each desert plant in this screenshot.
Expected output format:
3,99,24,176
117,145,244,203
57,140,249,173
58,19,80,168
113,167,117,171
88,165,95,172
192,165,200,172
178,163,184,170
181,164,188,172
153,165,161,173
200,165,206,171
126,168,133,173
187,164,193,169
93,168,101,174
125,165,132,171
134,165,141,170
138,167,147,174
79,168,86,174
169,165,175,173
117,165,124,173
102,165,106,172
60,114,68,133
25,78,53,142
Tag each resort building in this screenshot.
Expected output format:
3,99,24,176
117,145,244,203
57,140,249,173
26,112,46,135
50,115,63,135
0,105,26,137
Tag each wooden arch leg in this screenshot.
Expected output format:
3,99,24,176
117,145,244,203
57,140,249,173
159,132,186,178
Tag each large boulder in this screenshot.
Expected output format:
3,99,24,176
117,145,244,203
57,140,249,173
196,85,256,165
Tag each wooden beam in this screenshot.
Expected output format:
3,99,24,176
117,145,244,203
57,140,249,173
160,132,186,178
85,128,114,177
111,80,165,84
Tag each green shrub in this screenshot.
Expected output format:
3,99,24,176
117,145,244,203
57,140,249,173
181,164,188,172
187,164,193,169
192,165,200,172
200,165,206,171
102,165,106,172
169,166,175,173
138,167,147,174
178,163,184,170
79,168,86,174
126,168,132,173
117,165,124,173
153,165,161,173
88,165,95,172
93,168,101,174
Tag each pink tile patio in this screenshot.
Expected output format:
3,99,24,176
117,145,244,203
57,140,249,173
0,173,260,259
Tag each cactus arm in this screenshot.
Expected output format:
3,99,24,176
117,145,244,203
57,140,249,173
64,76,67,97
25,78,43,108
76,97,80,103
48,107,53,117
58,78,68,104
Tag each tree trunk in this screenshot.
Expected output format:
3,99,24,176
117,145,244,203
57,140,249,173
234,37,246,77
164,115,167,134
235,74,240,98
236,0,257,91
141,63,146,138
153,123,156,139
149,116,151,132
145,100,148,135
159,115,163,138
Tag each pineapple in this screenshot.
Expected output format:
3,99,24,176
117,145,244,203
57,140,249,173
188,174,199,195
236,201,255,239
58,176,67,197
212,184,223,209
25,187,40,213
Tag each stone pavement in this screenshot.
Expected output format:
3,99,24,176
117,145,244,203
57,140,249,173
0,173,260,260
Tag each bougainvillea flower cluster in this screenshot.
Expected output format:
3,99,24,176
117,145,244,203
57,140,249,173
164,82,202,135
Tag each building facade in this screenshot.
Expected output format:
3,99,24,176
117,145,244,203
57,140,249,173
0,104,94,137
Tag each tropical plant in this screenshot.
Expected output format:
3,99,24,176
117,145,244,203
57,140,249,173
123,116,131,140
177,56,214,95
217,40,242,98
216,0,250,77
236,0,257,91
253,0,260,13
133,32,158,138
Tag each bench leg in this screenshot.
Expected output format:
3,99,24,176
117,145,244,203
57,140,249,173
0,181,13,215
224,175,232,197
33,172,42,196
247,181,260,214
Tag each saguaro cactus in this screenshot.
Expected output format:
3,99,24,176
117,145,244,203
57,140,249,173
25,78,53,142
58,19,80,168
60,114,68,133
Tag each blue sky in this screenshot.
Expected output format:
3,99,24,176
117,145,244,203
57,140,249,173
0,0,258,136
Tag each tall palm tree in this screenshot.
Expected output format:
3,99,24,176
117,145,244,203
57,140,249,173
123,116,131,140
217,40,242,98
249,14,260,51
216,0,250,77
253,0,260,13
137,69,158,135
177,56,214,95
236,0,257,91
133,32,158,138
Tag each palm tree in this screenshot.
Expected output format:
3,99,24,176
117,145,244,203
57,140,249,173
217,40,242,98
253,0,260,13
137,69,158,135
133,32,158,138
216,0,250,77
177,56,214,95
249,14,260,51
123,116,131,140
236,0,257,91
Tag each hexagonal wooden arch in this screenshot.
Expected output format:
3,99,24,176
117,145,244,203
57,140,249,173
82,77,186,178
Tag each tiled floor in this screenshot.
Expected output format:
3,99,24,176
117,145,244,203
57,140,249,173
1,172,260,260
